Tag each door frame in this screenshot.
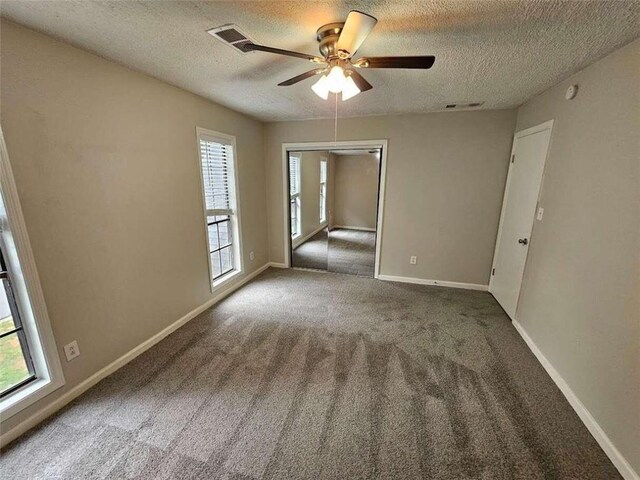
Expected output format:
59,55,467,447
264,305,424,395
281,139,389,278
489,119,554,318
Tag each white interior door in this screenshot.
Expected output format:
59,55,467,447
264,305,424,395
490,121,553,319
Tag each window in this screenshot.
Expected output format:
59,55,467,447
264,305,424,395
289,154,301,238
0,246,35,397
319,158,327,223
0,130,64,419
197,128,242,286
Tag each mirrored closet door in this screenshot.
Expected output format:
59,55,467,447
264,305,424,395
288,149,380,278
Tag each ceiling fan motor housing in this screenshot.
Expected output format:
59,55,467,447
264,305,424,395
316,22,345,59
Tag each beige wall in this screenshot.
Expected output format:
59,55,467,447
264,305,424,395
514,38,640,473
333,154,379,230
266,109,517,284
292,150,331,246
0,20,268,433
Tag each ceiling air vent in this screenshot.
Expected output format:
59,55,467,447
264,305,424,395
207,24,256,54
442,101,485,110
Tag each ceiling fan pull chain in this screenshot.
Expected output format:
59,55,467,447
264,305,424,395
334,93,338,144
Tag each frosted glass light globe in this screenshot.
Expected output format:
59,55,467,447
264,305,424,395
311,75,330,99
326,66,346,93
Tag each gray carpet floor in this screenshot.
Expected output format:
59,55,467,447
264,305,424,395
292,228,328,271
328,228,375,277
0,268,620,479
292,228,375,277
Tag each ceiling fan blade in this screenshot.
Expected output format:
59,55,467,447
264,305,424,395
278,69,325,86
354,56,436,69
348,70,373,92
336,10,377,57
242,43,323,62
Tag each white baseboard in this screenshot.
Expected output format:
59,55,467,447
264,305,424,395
378,274,488,291
268,262,288,269
332,225,376,232
0,262,272,448
512,320,638,480
292,223,327,249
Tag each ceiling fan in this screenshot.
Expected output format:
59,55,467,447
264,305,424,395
240,10,435,101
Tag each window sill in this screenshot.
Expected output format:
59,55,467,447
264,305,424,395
0,375,65,420
212,269,242,291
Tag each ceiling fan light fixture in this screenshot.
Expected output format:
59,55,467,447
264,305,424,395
311,75,330,99
341,75,360,101
326,65,346,93
215,10,436,102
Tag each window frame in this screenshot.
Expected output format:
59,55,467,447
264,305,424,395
195,127,244,292
319,157,327,224
289,154,302,240
0,126,65,421
0,247,37,398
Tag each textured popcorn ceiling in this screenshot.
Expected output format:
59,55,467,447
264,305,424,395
2,1,639,121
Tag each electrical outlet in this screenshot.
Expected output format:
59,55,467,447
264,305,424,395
249,251,255,261
64,340,80,362
410,256,417,265
536,207,544,221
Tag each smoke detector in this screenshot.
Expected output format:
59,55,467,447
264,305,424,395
565,85,578,100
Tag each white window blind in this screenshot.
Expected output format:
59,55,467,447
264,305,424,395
200,140,233,216
320,159,327,223
197,131,240,283
289,155,301,238
289,156,300,197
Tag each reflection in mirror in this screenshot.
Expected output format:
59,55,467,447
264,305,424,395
290,151,329,271
288,148,380,277
327,228,376,277
292,226,328,270
327,150,379,276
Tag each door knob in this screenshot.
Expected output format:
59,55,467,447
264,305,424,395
518,238,528,245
